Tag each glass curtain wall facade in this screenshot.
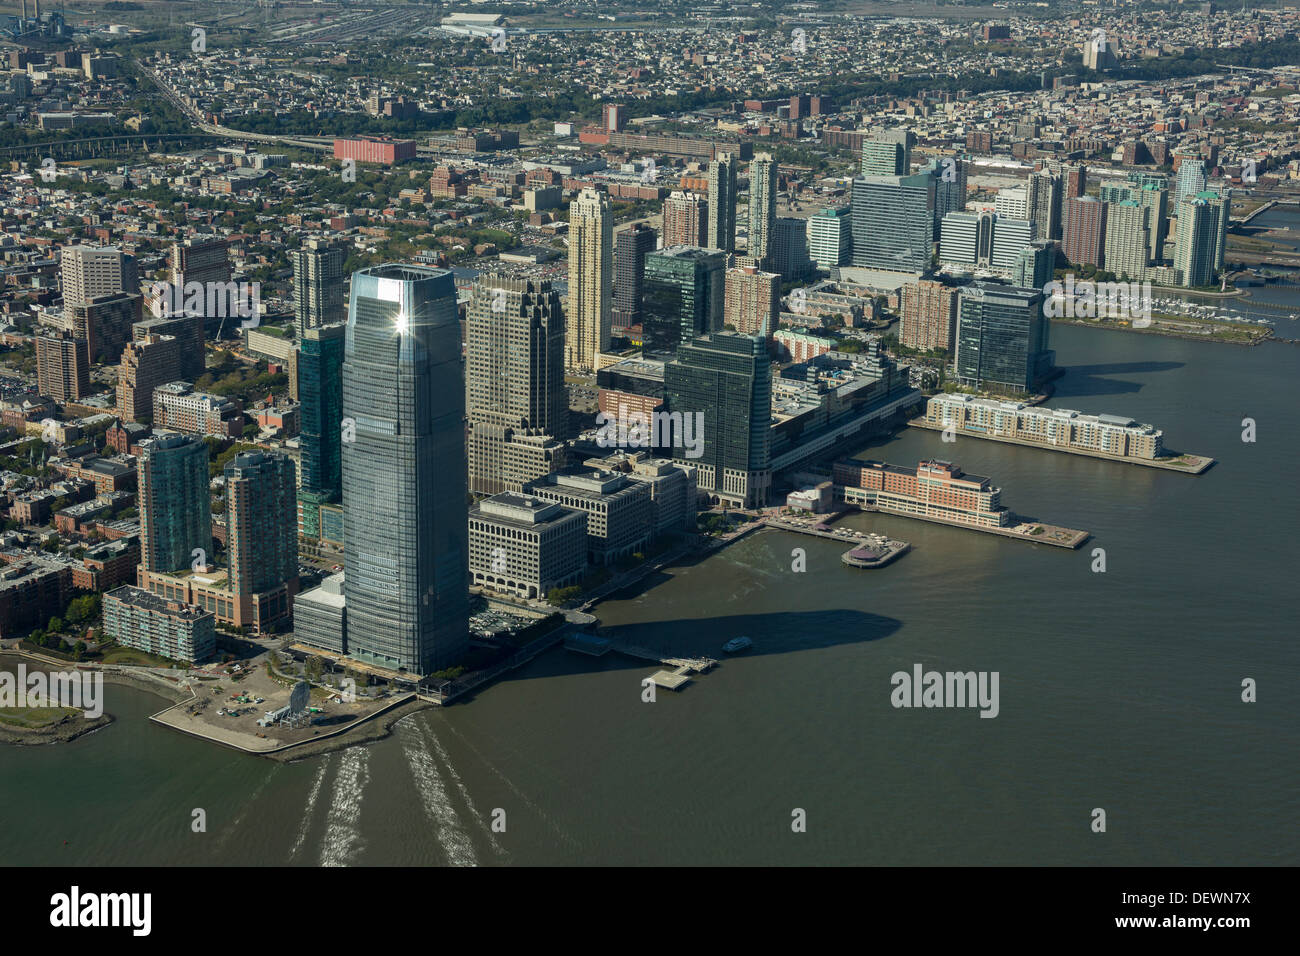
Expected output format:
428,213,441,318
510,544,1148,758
342,265,468,674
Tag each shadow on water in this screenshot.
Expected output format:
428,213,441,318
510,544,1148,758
467,609,905,693
1053,360,1184,398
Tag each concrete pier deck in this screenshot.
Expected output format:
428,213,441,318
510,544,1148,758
908,418,1214,474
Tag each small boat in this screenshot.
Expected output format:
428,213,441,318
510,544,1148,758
723,636,753,653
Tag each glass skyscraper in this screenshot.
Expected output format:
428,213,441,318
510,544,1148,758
642,247,726,357
664,332,771,508
341,265,468,674
954,283,1053,394
851,172,936,273
138,433,211,574
297,323,345,540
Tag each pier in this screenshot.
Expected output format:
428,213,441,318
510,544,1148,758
764,516,911,568
908,418,1215,474
564,635,717,691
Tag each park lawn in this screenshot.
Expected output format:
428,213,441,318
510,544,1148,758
0,706,78,729
100,647,176,668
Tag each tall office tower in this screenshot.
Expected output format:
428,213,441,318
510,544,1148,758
67,292,140,364
851,172,936,273
60,245,139,307
642,247,727,356
861,129,915,176
900,280,959,352
566,187,613,371
117,334,181,423
939,210,995,271
297,323,345,540
293,238,347,335
1173,192,1229,288
35,329,89,402
770,217,815,280
133,313,204,381
994,186,1031,221
662,190,708,247
1028,169,1061,242
224,450,298,623
723,263,781,336
466,274,568,496
342,265,468,674
137,433,211,575
807,206,851,270
664,332,771,508
1063,196,1107,267
1174,158,1208,203
747,154,777,265
1013,242,1055,290
929,157,968,237
988,218,1037,275
706,152,737,252
1104,200,1151,280
613,223,658,330
955,283,1053,394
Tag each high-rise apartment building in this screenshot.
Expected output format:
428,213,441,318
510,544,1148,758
706,152,737,253
642,247,726,357
137,433,211,575
662,190,708,248
1063,196,1107,267
900,280,959,352
1028,170,1062,242
224,450,299,627
133,314,205,381
747,154,777,265
117,334,182,423
341,265,468,674
663,332,771,508
613,223,658,330
67,292,140,364
1174,158,1208,204
723,263,781,336
466,274,567,496
293,238,348,335
35,329,89,402
770,217,815,281
954,283,1053,393
297,323,345,541
1104,200,1151,280
566,187,613,371
851,173,936,273
1173,191,1229,288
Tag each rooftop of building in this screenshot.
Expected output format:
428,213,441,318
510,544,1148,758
104,584,213,620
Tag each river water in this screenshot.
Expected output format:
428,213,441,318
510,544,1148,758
2,322,1297,866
